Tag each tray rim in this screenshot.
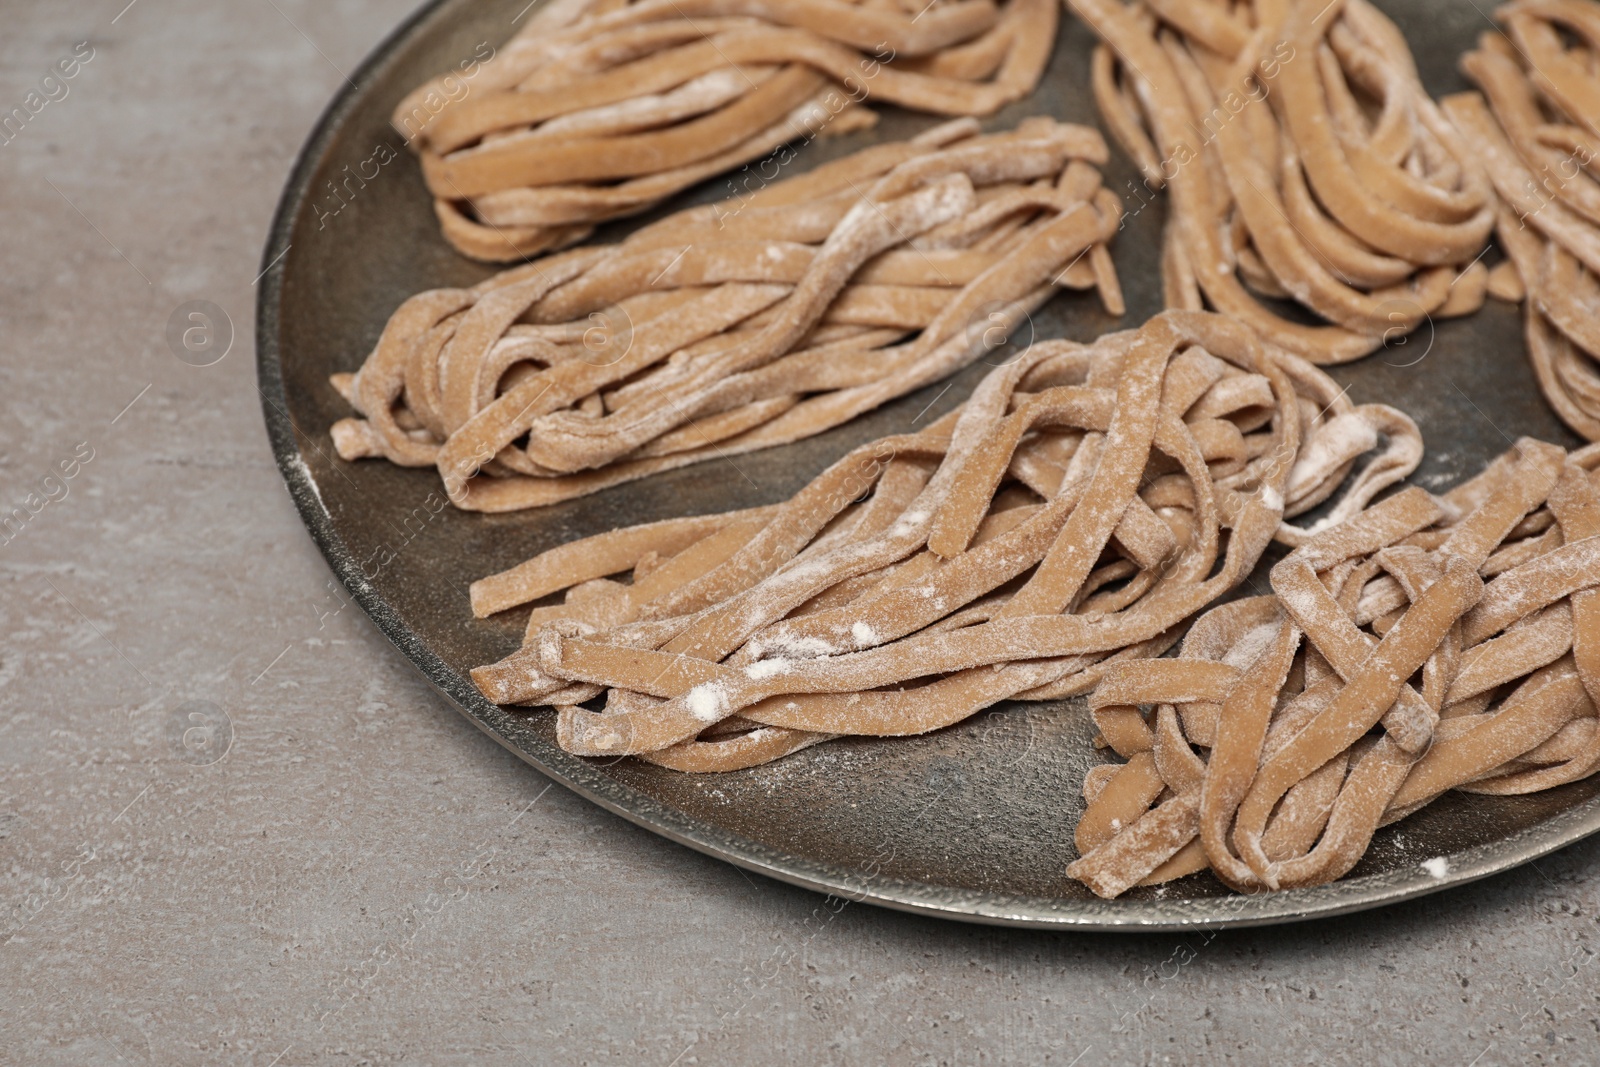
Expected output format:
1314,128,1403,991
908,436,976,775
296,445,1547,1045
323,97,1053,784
253,0,1600,931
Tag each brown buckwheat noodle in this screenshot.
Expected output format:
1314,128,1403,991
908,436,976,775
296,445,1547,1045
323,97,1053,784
1069,437,1600,898
1449,0,1600,441
329,119,1128,512
1072,0,1496,363
466,309,1421,773
394,0,1059,261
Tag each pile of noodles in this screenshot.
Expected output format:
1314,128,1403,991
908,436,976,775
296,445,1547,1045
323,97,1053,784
394,0,1061,260
331,119,1126,511
1073,0,1495,364
466,310,1421,772
1449,0,1600,440
1070,438,1600,897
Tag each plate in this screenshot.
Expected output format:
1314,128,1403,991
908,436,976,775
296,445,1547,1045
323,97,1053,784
257,0,1600,929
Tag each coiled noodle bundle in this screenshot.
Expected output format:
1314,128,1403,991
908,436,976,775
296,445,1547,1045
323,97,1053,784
330,119,1126,512
1072,0,1496,364
395,0,1060,260
1449,0,1600,440
1070,438,1600,898
467,310,1421,772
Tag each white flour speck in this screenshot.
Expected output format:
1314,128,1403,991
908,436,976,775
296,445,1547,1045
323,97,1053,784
745,658,793,680
686,683,727,722
891,508,930,534
768,634,836,659
851,621,878,645
1421,856,1449,879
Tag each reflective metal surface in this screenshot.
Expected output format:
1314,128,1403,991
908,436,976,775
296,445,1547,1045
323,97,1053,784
256,0,1600,929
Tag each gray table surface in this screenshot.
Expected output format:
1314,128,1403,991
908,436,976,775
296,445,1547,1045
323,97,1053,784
2,3,1597,1065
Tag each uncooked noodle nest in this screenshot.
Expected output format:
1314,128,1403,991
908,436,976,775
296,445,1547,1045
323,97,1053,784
1448,0,1600,441
1071,0,1496,364
1069,437,1600,898
394,0,1060,261
329,118,1127,512
466,309,1421,773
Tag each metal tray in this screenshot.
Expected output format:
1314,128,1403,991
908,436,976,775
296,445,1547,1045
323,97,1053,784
256,0,1600,929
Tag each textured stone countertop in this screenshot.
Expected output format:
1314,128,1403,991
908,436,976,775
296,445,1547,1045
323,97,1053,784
2,3,1597,1065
